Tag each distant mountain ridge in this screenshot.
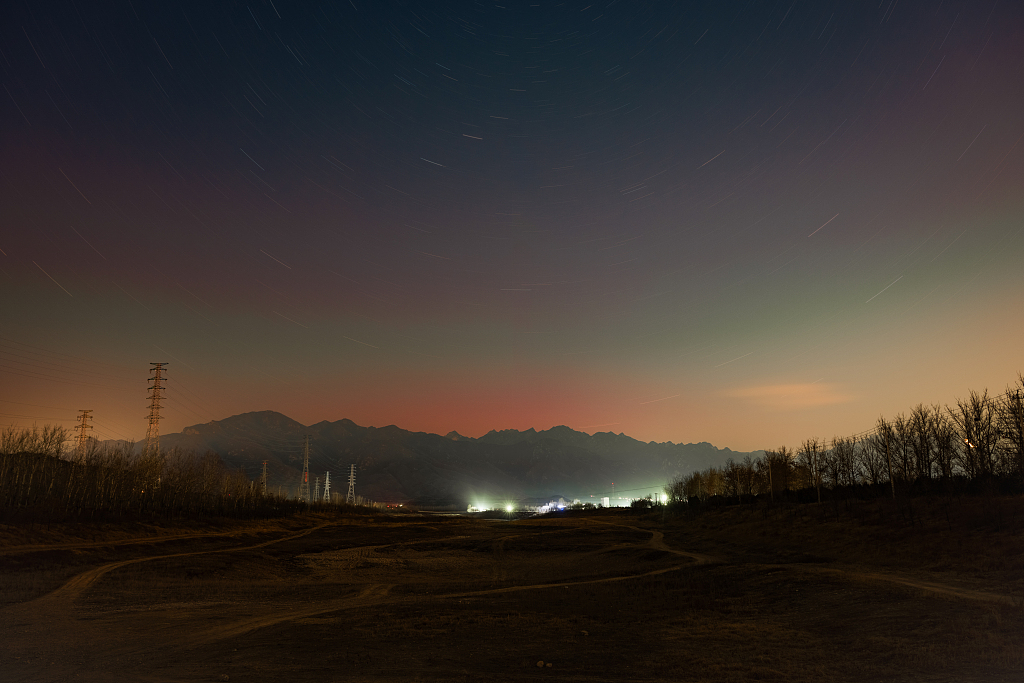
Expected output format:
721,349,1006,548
146,411,761,505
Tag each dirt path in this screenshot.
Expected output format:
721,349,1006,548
0,520,343,682
588,518,723,564
3,515,1019,683
805,565,1020,606
28,521,334,606
6,518,699,654
0,517,699,682
645,528,722,564
175,562,698,651
0,530,239,556
189,583,397,644
600,518,1017,606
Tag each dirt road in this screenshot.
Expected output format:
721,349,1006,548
1,514,1020,682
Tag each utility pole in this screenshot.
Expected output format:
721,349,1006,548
145,363,167,457
323,471,331,502
75,409,93,456
261,460,268,495
346,464,356,504
299,435,311,502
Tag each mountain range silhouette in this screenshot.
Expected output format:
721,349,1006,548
145,411,761,505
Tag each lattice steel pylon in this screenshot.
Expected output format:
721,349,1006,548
261,460,268,495
144,363,168,457
323,471,331,502
314,476,321,502
298,435,311,502
75,409,93,457
346,464,356,504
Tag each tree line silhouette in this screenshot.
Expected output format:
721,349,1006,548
667,374,1024,505
0,428,362,524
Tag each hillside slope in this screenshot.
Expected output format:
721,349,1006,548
148,411,760,505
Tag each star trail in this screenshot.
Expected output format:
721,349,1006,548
1,1,1022,450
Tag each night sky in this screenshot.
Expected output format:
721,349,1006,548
2,1,1022,451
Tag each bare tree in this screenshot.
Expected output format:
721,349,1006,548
797,438,823,503
864,416,897,497
998,375,1024,479
821,440,841,489
702,466,724,498
948,390,1000,479
665,473,687,504
858,431,886,486
931,408,959,481
758,446,795,501
909,404,935,482
676,468,722,502
741,455,756,497
830,436,858,487
892,413,914,483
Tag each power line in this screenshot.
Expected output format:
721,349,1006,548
0,411,78,422
161,395,207,421
0,348,136,381
0,336,135,370
0,364,133,391
0,398,78,411
166,375,218,417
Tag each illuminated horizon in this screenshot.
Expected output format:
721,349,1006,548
2,1,1022,454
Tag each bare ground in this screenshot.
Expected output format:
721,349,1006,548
1,503,1022,682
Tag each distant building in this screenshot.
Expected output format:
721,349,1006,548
601,497,610,507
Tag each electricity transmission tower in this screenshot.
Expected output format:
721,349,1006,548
145,363,167,456
261,460,268,495
299,435,311,502
323,471,331,502
346,464,356,504
75,409,93,456
314,476,321,502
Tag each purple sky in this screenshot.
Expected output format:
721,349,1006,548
2,1,1022,451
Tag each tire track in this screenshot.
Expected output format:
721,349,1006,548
593,518,1014,605
32,521,335,606
172,564,692,649
190,584,395,643
0,530,238,556
804,565,1019,606
588,518,723,564
166,524,700,647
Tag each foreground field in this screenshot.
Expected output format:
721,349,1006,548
1,503,1022,682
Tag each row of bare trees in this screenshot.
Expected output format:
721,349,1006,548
0,426,312,522
667,375,1024,503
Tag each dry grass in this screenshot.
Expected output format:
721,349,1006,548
659,496,1024,596
2,510,1022,682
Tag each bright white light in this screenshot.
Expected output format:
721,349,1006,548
505,504,514,513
